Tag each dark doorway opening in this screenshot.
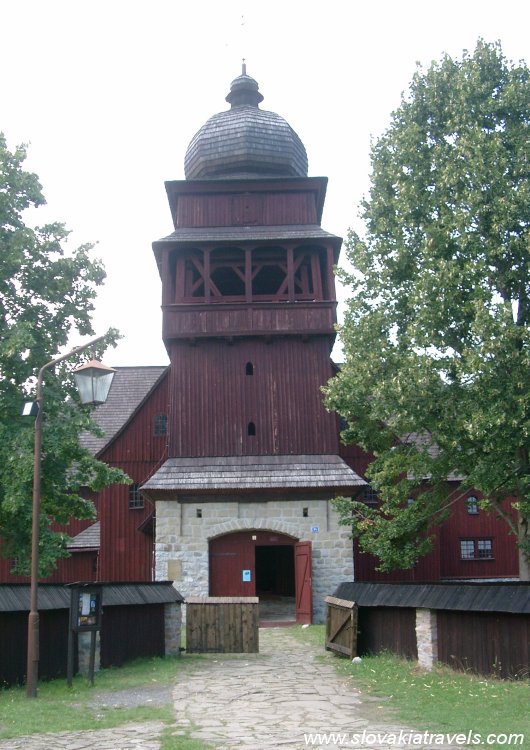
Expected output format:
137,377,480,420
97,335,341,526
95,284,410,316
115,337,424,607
255,545,295,623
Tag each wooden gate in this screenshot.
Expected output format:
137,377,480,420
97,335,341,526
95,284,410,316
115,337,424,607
325,596,358,658
186,597,259,653
295,541,312,624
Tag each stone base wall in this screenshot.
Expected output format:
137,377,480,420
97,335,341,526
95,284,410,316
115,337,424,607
164,602,182,656
155,495,353,624
416,608,438,670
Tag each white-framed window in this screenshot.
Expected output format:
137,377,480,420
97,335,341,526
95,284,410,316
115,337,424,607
460,538,493,560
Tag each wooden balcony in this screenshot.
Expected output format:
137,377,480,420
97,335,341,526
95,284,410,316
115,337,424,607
161,301,337,340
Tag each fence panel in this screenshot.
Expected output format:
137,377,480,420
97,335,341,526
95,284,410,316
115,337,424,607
324,596,358,658
186,597,259,653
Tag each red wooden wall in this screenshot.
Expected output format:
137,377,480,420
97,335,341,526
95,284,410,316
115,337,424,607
168,336,338,458
0,496,99,584
339,442,519,582
97,371,169,581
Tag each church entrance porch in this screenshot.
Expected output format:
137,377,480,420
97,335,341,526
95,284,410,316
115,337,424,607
209,530,312,624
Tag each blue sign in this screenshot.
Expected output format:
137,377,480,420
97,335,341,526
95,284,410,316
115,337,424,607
242,569,251,582
311,526,320,533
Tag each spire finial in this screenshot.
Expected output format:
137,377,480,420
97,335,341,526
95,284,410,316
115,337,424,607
242,59,246,76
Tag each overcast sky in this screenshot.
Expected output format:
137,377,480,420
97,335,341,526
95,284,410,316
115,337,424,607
2,0,529,366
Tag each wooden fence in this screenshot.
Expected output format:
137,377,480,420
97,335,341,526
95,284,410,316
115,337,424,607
0,582,182,687
330,582,530,679
324,596,358,658
186,597,259,653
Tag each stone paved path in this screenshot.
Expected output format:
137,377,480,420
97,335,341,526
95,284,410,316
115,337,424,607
0,627,463,750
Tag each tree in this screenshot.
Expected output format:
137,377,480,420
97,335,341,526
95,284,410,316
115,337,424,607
0,134,128,576
324,40,530,579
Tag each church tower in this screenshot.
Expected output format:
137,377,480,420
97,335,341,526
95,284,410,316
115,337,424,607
143,68,364,622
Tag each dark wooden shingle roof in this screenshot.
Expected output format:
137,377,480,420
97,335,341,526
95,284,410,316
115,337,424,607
66,521,100,550
153,224,342,251
0,581,183,612
141,454,365,496
333,581,530,614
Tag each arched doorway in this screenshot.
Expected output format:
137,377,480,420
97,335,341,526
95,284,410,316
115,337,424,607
209,530,312,624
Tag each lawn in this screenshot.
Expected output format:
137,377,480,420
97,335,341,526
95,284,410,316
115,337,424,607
0,654,212,749
2,627,528,749
293,625,530,746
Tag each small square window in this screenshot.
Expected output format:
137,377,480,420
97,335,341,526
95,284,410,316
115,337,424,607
477,539,493,559
196,508,202,518
362,486,378,505
129,484,144,510
460,540,475,560
303,507,309,517
154,414,168,436
466,496,479,515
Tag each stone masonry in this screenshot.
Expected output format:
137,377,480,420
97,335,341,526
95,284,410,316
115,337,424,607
155,494,353,623
416,608,438,670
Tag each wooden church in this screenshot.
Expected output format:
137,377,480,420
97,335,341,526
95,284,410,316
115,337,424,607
140,66,365,623
0,68,519,607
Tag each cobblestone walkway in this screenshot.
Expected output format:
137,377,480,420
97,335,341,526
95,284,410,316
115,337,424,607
0,627,463,750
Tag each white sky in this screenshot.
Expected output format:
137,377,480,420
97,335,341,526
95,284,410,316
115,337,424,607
2,0,529,366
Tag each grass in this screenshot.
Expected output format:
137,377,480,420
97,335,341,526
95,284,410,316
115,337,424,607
292,625,530,745
3,627,528,749
0,654,212,749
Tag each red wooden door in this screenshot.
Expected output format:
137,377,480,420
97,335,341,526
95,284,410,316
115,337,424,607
295,541,312,624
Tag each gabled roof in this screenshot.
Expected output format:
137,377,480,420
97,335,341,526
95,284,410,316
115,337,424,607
141,454,365,496
66,521,100,551
80,366,168,456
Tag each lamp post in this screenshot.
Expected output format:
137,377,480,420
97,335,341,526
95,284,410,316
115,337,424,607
26,335,115,698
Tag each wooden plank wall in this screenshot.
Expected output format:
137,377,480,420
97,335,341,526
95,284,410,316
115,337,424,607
0,609,73,686
168,337,338,458
357,607,418,660
437,610,530,679
98,373,169,581
186,597,259,653
100,604,166,667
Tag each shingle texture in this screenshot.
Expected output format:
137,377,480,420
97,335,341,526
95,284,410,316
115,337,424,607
0,581,183,612
141,454,365,495
333,581,530,614
79,366,167,456
184,72,308,180
154,224,341,247
67,521,100,550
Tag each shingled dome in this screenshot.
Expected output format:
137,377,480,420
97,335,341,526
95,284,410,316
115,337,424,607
184,66,308,180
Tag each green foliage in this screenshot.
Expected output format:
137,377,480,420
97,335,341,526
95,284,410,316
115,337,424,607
324,41,530,575
0,133,129,576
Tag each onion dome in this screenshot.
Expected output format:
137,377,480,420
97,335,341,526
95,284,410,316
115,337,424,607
184,65,308,180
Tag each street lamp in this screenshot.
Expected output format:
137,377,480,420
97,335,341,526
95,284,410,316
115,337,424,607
26,335,115,698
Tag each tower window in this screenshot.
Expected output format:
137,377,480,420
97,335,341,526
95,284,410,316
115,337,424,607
154,414,168,436
247,421,256,436
245,362,254,376
196,508,202,518
303,507,309,517
129,484,144,510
